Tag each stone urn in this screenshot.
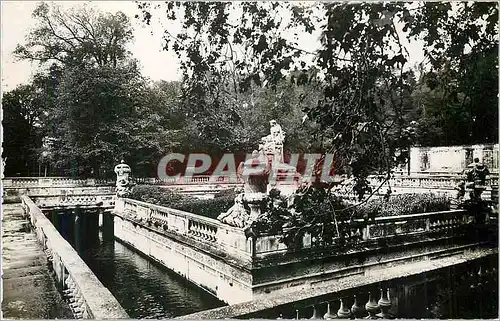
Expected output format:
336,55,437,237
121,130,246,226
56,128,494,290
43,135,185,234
114,160,132,197
240,151,270,222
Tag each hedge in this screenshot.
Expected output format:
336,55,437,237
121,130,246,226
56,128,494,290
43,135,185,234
353,193,451,219
128,186,451,221
128,185,234,219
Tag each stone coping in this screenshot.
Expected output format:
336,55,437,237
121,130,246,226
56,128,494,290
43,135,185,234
122,197,236,228
177,247,498,319
21,195,129,319
113,211,253,271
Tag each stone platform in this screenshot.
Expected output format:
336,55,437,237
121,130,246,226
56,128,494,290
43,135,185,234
1,203,73,319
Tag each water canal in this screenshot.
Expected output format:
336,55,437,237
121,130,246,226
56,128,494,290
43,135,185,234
52,211,226,318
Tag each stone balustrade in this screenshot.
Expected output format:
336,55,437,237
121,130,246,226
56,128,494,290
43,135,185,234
114,195,497,305
114,198,253,261
369,175,499,189
253,209,475,258
21,195,128,319
30,193,116,209
3,177,115,188
177,249,498,319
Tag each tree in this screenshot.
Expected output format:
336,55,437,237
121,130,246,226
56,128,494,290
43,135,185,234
137,1,498,197
14,2,133,68
44,60,179,177
2,85,45,176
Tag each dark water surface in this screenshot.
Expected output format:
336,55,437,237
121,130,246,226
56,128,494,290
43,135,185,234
56,213,225,319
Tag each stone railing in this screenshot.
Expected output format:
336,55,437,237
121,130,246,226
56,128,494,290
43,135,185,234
114,198,253,261
135,175,240,185
3,177,115,188
114,198,496,263
253,209,481,258
178,248,498,319
369,175,499,189
21,195,128,319
31,193,116,209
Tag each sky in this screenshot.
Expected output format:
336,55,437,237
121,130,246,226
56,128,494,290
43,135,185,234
1,1,425,92
1,1,183,91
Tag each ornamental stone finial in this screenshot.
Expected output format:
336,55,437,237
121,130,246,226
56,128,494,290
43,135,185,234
114,160,132,197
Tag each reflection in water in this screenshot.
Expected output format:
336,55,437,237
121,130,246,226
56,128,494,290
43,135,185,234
58,212,225,318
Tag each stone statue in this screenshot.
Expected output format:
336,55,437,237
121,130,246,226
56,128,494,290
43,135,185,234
114,160,132,197
217,188,248,228
218,120,297,229
261,120,285,164
464,157,490,200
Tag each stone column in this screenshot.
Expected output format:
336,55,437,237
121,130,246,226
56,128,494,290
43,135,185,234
102,211,114,242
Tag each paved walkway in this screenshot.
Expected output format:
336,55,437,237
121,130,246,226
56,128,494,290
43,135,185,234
2,203,73,319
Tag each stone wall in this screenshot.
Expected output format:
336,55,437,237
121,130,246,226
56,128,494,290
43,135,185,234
21,195,128,319
114,196,498,307
409,144,499,174
113,214,254,304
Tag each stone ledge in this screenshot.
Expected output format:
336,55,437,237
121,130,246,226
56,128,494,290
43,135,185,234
177,247,498,319
114,211,253,271
21,195,129,319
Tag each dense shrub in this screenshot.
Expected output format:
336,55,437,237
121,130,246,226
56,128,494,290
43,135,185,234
175,196,235,219
353,193,451,219
128,185,235,219
129,185,450,225
128,185,186,206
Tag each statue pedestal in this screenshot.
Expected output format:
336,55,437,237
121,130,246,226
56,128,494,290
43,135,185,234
244,192,266,222
241,162,269,224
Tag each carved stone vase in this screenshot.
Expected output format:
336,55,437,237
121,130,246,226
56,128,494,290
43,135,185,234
241,157,270,223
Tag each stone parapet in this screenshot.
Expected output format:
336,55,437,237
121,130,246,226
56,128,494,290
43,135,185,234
113,197,498,305
21,195,128,319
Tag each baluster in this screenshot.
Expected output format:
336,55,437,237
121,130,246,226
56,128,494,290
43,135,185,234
365,291,379,319
469,268,477,289
377,288,392,319
351,295,364,319
310,305,319,319
337,298,351,318
324,302,336,319
69,292,81,303
192,223,200,236
204,225,211,240
477,266,483,287
200,225,207,239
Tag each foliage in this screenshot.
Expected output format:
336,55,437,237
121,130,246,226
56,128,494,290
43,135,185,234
355,193,450,220
15,2,133,68
2,84,46,176
128,185,234,219
137,1,498,190
251,190,451,250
